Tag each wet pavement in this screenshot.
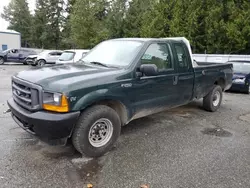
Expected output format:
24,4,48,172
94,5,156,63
0,64,250,188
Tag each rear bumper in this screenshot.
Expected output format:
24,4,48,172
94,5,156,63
8,98,80,144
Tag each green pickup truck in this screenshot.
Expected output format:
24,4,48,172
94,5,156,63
8,37,233,157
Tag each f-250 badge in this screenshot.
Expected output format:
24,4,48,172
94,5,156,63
121,83,132,88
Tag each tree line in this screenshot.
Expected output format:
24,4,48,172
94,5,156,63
2,0,250,54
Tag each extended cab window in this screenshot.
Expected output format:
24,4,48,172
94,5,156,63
174,43,190,71
10,49,19,53
141,43,172,71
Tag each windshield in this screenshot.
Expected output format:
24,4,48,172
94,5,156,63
81,40,143,67
59,51,75,61
1,49,10,54
233,62,250,74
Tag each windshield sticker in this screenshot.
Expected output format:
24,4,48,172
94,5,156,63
142,54,152,60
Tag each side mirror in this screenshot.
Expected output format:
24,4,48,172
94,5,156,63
140,64,158,76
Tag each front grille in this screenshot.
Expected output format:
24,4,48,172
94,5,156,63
12,77,41,111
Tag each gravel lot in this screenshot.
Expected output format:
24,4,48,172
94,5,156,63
0,64,250,188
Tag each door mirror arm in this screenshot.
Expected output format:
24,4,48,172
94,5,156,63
136,70,143,78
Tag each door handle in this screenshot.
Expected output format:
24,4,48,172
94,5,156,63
173,75,178,85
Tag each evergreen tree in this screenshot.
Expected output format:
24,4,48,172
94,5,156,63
105,0,127,38
124,0,153,37
70,0,109,48
140,0,175,38
46,0,65,49
32,0,50,48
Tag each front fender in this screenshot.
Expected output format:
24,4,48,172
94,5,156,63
71,89,132,115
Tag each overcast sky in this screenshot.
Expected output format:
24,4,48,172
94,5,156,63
0,0,36,31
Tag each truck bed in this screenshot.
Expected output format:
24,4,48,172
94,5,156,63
193,62,233,99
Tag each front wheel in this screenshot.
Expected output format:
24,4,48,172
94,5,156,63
203,85,223,112
0,57,4,65
37,59,46,66
72,105,121,157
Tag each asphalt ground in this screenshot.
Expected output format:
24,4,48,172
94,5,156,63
0,64,249,188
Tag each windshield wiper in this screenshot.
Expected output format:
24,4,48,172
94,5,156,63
79,60,119,68
89,61,109,67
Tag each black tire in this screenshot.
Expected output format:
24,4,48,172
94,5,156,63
0,57,4,65
72,105,121,157
31,64,36,67
38,59,46,66
245,84,250,94
203,85,223,112
23,62,28,65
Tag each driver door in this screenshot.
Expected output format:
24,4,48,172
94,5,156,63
130,42,179,118
7,49,19,62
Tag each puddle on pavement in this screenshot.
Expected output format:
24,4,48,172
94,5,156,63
67,158,102,185
201,128,232,137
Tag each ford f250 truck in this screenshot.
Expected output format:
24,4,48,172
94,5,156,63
7,38,233,157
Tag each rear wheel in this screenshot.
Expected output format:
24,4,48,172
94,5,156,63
72,105,121,157
38,59,46,66
0,57,4,65
203,85,223,112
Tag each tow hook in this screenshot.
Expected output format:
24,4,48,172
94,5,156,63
3,109,11,114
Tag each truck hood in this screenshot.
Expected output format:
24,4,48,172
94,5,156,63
15,64,123,92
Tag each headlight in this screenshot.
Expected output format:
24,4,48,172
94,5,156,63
42,92,69,112
233,78,245,83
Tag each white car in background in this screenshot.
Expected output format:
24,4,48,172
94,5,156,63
26,50,63,66
56,49,90,64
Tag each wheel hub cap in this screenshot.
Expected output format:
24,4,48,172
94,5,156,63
88,118,113,147
213,91,221,106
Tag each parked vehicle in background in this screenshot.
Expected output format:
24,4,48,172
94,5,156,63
25,55,38,66
7,37,233,157
56,49,90,64
26,50,63,66
227,60,250,94
0,49,37,65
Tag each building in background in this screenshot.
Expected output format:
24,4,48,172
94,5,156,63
0,30,21,51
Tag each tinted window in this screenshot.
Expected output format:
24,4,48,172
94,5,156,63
10,49,18,53
174,43,189,71
49,52,58,56
141,43,172,71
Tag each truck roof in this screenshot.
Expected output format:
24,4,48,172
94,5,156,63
112,37,195,67
112,37,188,42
